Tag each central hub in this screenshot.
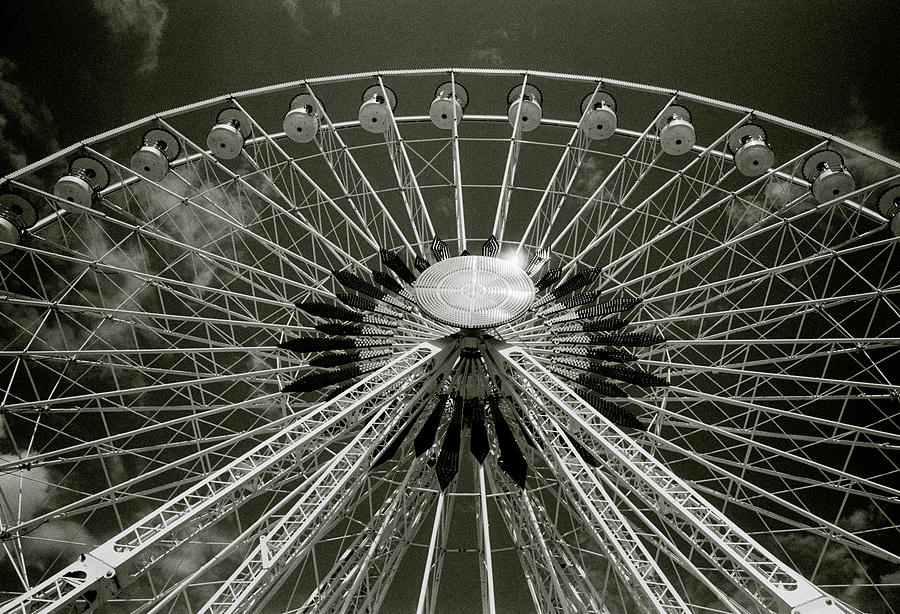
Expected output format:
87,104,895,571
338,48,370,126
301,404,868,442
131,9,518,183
414,256,535,329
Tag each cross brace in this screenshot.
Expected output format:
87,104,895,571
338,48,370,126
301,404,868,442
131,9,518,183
0,343,442,614
496,345,855,614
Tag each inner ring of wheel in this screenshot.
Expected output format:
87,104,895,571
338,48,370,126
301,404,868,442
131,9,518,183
414,255,535,329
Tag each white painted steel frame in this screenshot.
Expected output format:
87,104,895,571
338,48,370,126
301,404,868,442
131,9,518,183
290,454,439,614
0,344,441,614
496,345,856,614
1,67,898,614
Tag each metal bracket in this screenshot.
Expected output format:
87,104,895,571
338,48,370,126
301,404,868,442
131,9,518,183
791,596,852,614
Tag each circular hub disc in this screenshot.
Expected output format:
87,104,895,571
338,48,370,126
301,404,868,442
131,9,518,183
414,256,535,329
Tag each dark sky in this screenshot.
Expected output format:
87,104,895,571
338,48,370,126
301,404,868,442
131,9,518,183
1,0,898,178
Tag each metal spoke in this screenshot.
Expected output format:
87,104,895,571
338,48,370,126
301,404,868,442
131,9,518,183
495,344,859,613
1,67,897,614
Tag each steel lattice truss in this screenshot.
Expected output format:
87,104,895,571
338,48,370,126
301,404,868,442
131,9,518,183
0,68,899,614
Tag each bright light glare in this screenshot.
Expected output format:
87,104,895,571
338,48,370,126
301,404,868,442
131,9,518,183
499,249,526,269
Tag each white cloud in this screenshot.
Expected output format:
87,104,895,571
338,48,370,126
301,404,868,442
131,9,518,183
570,155,619,230
773,512,900,611
92,0,169,74
0,454,56,522
471,47,506,67
133,161,257,287
153,524,243,605
434,195,454,220
22,520,96,572
725,178,808,231
832,97,897,187
470,28,517,67
573,155,609,198
102,452,128,487
0,57,59,174
280,0,343,32
0,115,27,170
840,506,875,533
280,0,308,32
0,459,97,572
0,58,43,135
880,568,900,586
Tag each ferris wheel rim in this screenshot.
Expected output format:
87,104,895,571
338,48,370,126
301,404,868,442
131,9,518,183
4,66,900,186
0,66,898,614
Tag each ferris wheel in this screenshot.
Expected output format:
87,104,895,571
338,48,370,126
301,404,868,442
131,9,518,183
1,68,899,614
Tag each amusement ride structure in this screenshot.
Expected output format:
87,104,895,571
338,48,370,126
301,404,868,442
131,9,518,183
1,68,899,613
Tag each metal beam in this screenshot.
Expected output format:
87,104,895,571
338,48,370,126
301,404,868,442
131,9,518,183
194,350,456,613
291,456,438,614
486,460,609,614
450,73,467,253
492,74,527,244
517,81,602,254
305,83,415,257
0,343,442,614
492,390,691,614
496,344,856,614
415,488,456,614
474,463,497,614
377,75,435,253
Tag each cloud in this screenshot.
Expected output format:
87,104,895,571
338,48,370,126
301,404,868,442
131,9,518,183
133,161,258,287
92,0,169,74
470,28,516,67
22,520,96,572
14,156,261,352
471,47,506,67
280,0,344,32
832,97,897,187
880,568,900,586
721,102,896,235
0,115,27,170
776,531,869,602
280,0,309,32
572,155,609,198
152,524,244,605
0,57,59,175
772,507,900,612
22,217,154,356
0,155,270,404
101,452,128,487
840,506,876,533
0,59,41,135
0,458,99,571
433,194,455,220
725,177,807,231
0,455,56,522
569,155,618,228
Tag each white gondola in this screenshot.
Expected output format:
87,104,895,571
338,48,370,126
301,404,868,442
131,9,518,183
3,68,899,614
727,123,775,177
207,108,251,159
0,194,36,255
130,128,180,181
53,156,110,207
430,81,468,130
507,84,543,132
358,84,397,134
579,90,617,140
284,92,323,143
878,184,900,236
655,104,695,155
802,149,856,203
